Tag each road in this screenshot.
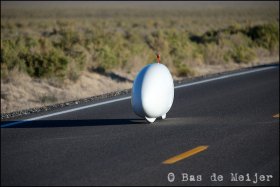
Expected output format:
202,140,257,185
1,64,279,186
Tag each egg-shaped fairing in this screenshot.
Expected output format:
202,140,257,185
131,63,174,123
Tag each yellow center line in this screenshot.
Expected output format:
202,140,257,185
273,113,279,118
162,145,208,165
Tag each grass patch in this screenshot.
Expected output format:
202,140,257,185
1,5,278,80
39,94,58,104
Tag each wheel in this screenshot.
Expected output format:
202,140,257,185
145,117,156,123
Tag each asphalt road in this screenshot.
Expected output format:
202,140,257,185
1,64,279,186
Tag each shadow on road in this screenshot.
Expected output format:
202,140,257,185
1,119,146,128
250,62,279,69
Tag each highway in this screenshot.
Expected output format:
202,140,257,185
1,64,279,186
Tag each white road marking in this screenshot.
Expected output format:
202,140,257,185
1,66,277,128
1,97,131,128
174,66,276,89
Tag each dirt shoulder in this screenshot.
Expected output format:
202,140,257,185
1,58,278,115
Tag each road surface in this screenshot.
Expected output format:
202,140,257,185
1,64,279,186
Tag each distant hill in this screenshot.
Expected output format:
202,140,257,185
1,1,278,10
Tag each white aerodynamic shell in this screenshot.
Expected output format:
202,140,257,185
131,63,174,123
